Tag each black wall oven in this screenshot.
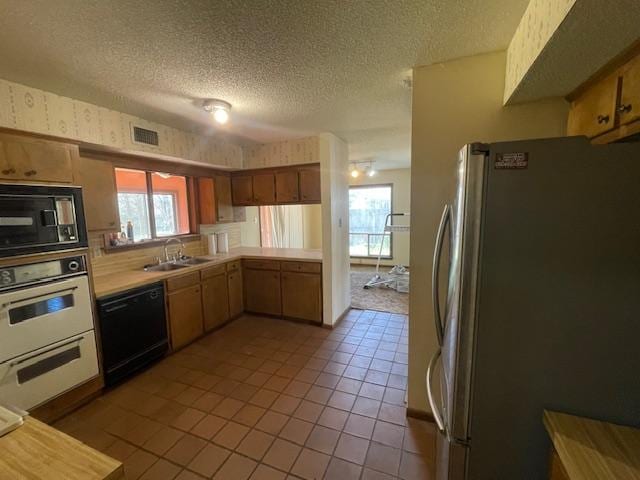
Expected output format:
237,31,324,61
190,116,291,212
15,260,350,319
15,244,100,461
0,184,88,257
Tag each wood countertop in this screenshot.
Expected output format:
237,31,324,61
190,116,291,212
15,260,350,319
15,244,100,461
544,410,640,480
93,247,322,298
0,416,123,480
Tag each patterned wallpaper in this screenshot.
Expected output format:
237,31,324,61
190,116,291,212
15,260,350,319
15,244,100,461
504,0,576,103
0,77,243,168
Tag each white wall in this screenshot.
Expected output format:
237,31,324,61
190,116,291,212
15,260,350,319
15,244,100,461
409,51,569,414
239,205,322,249
349,168,411,267
240,206,261,247
320,133,351,326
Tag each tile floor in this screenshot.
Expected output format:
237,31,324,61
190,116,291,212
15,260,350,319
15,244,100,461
55,309,435,479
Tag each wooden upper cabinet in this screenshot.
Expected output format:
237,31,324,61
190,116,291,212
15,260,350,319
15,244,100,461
620,54,640,126
275,170,299,203
231,175,253,205
215,176,234,223
72,156,119,231
198,177,216,225
252,173,276,204
0,133,75,183
299,167,321,203
567,72,620,138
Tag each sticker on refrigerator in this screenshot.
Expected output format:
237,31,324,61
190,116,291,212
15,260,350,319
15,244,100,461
495,152,528,169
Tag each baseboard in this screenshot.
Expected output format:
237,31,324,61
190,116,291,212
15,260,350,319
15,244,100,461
31,375,104,424
406,407,436,424
322,306,351,330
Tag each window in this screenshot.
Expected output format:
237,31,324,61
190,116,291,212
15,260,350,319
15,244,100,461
349,184,392,258
115,168,190,242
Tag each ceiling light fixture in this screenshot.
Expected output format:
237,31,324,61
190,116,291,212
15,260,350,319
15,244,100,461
350,169,360,178
203,99,232,125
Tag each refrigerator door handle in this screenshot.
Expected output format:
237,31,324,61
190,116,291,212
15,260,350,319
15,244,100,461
426,348,445,433
432,204,451,346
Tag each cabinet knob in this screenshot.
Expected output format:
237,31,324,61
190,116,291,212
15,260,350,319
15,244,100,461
109,221,116,226
617,104,633,114
597,115,610,124
2,168,15,175
24,170,37,176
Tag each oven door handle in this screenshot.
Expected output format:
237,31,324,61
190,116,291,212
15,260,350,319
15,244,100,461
1,286,78,311
8,335,84,367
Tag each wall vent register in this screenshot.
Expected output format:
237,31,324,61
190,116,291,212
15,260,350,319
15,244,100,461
132,126,160,146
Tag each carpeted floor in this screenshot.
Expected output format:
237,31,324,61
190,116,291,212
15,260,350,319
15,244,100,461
351,265,409,315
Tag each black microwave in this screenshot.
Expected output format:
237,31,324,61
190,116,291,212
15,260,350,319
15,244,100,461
0,184,88,257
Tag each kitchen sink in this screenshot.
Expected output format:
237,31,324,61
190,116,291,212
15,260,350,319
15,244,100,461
178,257,212,265
144,262,189,272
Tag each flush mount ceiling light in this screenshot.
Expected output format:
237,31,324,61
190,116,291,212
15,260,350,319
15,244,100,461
203,99,232,124
350,160,376,178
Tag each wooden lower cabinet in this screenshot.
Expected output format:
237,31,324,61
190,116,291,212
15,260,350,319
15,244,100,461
281,271,322,323
244,268,282,316
228,267,244,318
168,284,204,350
201,272,229,331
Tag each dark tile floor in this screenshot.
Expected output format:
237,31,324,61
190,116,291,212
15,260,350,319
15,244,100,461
55,309,435,479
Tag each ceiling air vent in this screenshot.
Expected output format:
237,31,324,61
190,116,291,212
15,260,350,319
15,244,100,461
132,125,159,147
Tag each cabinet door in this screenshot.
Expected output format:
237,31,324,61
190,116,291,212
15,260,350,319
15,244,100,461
231,175,254,205
0,133,75,183
198,177,216,225
244,268,281,316
202,273,229,331
228,267,244,318
215,176,234,223
275,170,300,203
281,272,322,323
252,173,276,204
168,284,204,350
72,156,119,231
299,167,321,203
567,73,620,138
620,55,640,126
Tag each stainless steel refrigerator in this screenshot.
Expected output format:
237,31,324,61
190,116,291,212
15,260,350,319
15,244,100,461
427,136,640,479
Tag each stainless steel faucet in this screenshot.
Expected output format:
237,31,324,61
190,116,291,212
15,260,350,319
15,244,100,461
164,237,185,262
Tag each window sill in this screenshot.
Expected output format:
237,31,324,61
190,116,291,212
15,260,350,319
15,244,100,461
103,233,201,253
350,255,393,260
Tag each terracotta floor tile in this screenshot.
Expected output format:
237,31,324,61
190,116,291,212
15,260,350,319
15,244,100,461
350,355,373,369
258,360,283,375
343,366,368,381
231,383,260,402
140,458,182,480
237,429,276,460
171,407,207,432
335,377,362,395
104,439,138,462
304,385,333,405
187,443,231,478
333,433,369,465
327,391,356,412
343,413,376,439
294,368,320,384
399,450,433,480
255,411,290,435
246,371,272,387
324,457,363,480
304,358,327,371
152,401,188,425
192,391,224,412
292,400,324,423
387,374,407,390
317,407,349,431
134,395,169,418
124,449,158,480
212,421,251,449
175,386,207,406
212,397,245,419
165,434,207,466
271,394,301,415
249,464,287,480
213,453,258,480
190,414,227,439
377,403,406,426
359,383,386,401
364,370,389,386
305,425,340,455
352,397,381,418
382,387,406,406
249,388,280,409
314,372,341,389
263,375,291,392
234,404,267,427
211,378,242,396
263,438,302,472
283,380,311,398
123,417,163,446
403,418,436,458
175,469,207,480
365,443,401,476
290,448,330,480
279,417,314,445
143,426,185,456
193,373,222,391
372,420,405,448
323,361,347,376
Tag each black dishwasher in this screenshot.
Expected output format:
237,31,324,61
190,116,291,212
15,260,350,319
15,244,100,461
97,282,168,386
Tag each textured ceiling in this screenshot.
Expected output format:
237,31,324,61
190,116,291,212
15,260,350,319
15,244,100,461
0,0,529,169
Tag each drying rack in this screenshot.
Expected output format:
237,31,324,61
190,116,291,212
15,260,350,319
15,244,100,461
364,212,410,292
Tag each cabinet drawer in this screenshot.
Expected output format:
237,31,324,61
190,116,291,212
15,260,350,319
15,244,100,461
243,259,280,271
166,272,200,292
200,263,226,280
226,260,241,272
281,261,321,273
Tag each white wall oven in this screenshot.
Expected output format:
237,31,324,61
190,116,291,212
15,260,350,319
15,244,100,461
0,254,99,410
0,184,88,258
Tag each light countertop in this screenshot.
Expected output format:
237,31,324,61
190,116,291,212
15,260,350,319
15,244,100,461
544,410,640,480
0,416,123,479
93,247,322,298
